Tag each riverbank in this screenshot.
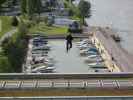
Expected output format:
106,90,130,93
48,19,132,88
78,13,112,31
0,16,13,37
89,26,133,72
86,0,133,54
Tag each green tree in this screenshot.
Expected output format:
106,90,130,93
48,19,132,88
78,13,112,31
2,32,27,73
78,0,91,24
22,0,42,18
34,0,42,15
18,22,28,38
0,0,6,7
12,0,17,5
0,56,12,73
1,22,28,73
21,0,27,15
11,16,19,27
27,0,35,18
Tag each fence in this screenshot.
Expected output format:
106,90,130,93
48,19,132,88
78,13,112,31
0,96,133,100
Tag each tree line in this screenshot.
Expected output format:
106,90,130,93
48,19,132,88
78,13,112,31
0,17,29,73
21,0,42,17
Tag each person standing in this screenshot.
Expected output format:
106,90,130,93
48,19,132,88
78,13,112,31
66,33,73,52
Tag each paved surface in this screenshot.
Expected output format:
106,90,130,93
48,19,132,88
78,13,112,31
48,40,90,73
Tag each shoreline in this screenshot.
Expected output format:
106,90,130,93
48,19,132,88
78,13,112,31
89,26,133,72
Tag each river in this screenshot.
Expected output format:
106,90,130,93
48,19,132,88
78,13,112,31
86,0,133,54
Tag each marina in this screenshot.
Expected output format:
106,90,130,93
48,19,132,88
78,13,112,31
24,26,133,74
1,0,133,97
24,35,109,74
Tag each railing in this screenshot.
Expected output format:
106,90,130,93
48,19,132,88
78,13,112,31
0,96,133,100
0,73,133,79
0,79,133,90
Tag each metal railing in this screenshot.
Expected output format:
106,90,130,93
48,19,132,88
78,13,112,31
0,96,133,100
0,73,133,79
0,79,133,90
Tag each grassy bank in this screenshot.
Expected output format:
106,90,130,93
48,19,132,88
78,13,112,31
0,20,28,73
0,16,13,37
29,23,68,36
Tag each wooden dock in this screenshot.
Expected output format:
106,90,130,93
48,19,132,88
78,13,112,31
92,27,133,72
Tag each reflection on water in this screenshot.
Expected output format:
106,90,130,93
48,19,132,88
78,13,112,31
86,0,133,54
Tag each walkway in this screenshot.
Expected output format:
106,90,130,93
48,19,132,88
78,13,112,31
48,39,89,73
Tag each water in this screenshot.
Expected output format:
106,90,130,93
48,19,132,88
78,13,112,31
86,0,133,54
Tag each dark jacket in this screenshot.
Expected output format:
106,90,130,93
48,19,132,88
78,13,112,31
66,34,73,42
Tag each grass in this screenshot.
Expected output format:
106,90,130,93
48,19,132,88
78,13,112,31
0,16,13,37
69,16,80,20
29,23,68,36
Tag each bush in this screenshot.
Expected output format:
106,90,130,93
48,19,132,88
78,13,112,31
18,22,28,38
0,0,6,7
2,30,28,73
11,16,19,27
68,8,74,16
0,56,12,73
68,28,82,33
44,16,48,24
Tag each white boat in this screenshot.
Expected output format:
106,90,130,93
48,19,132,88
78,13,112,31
44,67,55,72
32,50,48,55
34,56,44,61
90,66,107,69
77,43,89,47
94,69,111,73
87,55,100,58
32,65,47,72
80,50,98,56
32,45,51,51
78,45,95,50
76,39,91,44
33,56,54,63
88,62,104,67
76,42,90,46
32,53,48,57
33,66,55,73
84,57,103,63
